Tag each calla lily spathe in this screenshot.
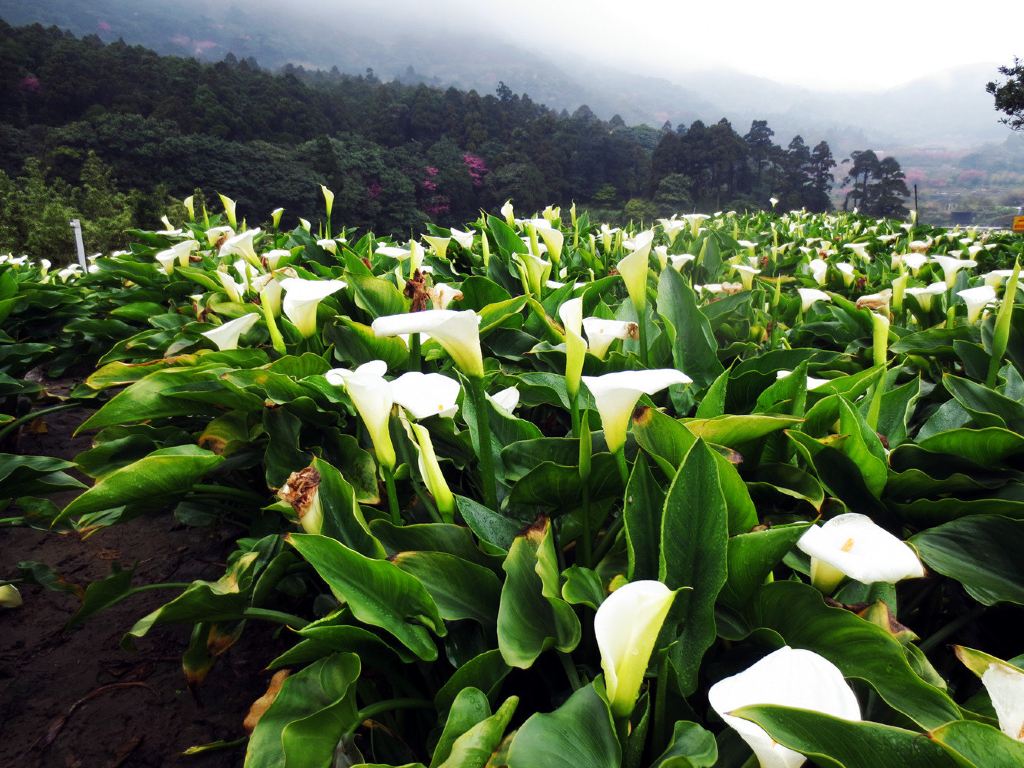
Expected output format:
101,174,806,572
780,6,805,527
955,646,1024,742
326,361,397,470
201,312,261,351
489,386,520,414
709,646,861,768
797,288,830,313
220,228,261,266
582,369,692,454
155,240,198,273
537,226,564,265
797,512,925,593
905,282,946,312
372,310,484,379
594,580,676,718
423,235,451,260
617,239,653,313
279,277,347,338
428,283,463,310
957,285,997,324
932,255,977,287
582,317,638,360
559,298,587,398
389,371,460,420
450,228,475,250
0,584,23,608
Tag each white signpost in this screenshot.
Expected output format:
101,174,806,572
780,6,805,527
69,218,87,269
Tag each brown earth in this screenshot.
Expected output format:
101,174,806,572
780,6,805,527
1,404,284,768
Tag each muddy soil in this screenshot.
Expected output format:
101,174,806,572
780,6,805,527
1,404,284,767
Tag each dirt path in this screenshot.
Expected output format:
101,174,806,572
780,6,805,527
1,405,284,767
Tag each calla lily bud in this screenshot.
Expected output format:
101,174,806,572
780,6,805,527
182,195,195,221
450,228,475,250
582,369,692,454
278,466,323,534
710,646,861,768
617,241,653,313
320,185,334,218
271,207,284,229
326,361,397,470
538,226,564,266
299,217,311,232
201,312,260,351
0,584,23,608
516,252,551,297
216,268,245,303
407,418,455,522
582,317,637,360
892,273,909,313
559,298,587,399
372,310,484,379
501,199,515,226
279,277,347,338
594,580,676,718
797,513,925,594
218,193,237,227
870,311,890,367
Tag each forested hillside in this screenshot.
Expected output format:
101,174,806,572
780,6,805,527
0,21,901,258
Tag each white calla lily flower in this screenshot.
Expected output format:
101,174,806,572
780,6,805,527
516,251,551,297
582,369,692,454
489,386,520,414
206,225,235,246
984,269,1016,289
618,241,653,312
955,647,1024,742
428,282,463,310
681,213,710,236
155,240,198,273
836,262,855,286
669,253,697,271
270,207,284,229
423,235,451,260
797,288,830,313
326,361,396,470
201,312,260,351
932,255,977,287
797,512,925,593
372,310,484,379
733,264,760,291
279,278,347,338
595,580,676,718
218,193,237,227
905,282,947,312
389,371,460,420
537,226,564,265
320,184,334,218
450,227,475,250
216,268,246,303
501,199,515,226
407,417,455,521
709,646,861,768
0,584,23,608
221,228,261,265
155,250,177,274
559,298,587,398
263,249,292,270
899,252,929,274
957,285,997,324
582,317,638,360
659,217,687,244
808,258,828,286
317,238,338,254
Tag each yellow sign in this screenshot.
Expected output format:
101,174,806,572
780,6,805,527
1014,216,1024,233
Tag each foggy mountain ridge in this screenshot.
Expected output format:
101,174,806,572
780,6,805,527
0,0,1011,156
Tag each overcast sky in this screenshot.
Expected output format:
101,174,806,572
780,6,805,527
329,0,1024,91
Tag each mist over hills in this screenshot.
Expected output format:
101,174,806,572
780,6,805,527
3,0,1021,218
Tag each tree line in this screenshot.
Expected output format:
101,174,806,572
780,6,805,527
0,21,909,258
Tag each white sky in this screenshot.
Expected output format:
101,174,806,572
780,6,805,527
347,0,1024,91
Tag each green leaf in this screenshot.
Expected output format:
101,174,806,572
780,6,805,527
911,515,1024,606
943,373,1024,432
58,446,224,521
455,495,523,551
661,440,729,695
311,457,384,559
731,705,960,768
931,720,1024,767
682,414,802,447
289,534,445,660
497,518,581,669
836,396,887,498
657,268,724,388
650,721,718,767
750,581,961,729
916,427,1024,467
437,696,518,768
0,453,84,499
434,649,511,716
244,653,361,768
624,453,665,581
720,522,810,611
507,683,620,768
393,551,500,625
431,688,492,768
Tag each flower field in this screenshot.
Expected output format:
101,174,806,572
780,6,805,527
2,195,1024,767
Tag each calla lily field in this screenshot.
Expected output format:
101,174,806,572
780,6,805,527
4,196,1024,767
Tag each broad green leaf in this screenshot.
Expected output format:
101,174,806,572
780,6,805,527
497,518,581,668
59,446,224,521
732,705,960,768
682,414,802,447
931,720,1024,768
750,581,961,729
650,721,718,767
624,453,666,581
393,551,499,625
661,440,729,695
431,688,492,768
917,427,1024,467
507,683,620,768
435,649,511,716
289,534,445,660
244,653,361,768
911,515,1024,606
657,268,724,388
943,373,1024,432
455,494,523,551
437,696,518,768
0,453,84,499
720,522,810,611
836,396,887,498
311,457,383,559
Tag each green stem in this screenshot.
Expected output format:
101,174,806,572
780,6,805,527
614,450,629,485
260,300,287,356
653,651,670,752
356,697,434,723
569,391,581,438
865,366,886,432
558,651,583,692
580,482,592,567
383,465,401,525
637,304,649,366
241,607,309,629
919,605,985,654
0,402,80,442
591,514,624,566
191,484,266,505
469,376,499,510
408,332,421,373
